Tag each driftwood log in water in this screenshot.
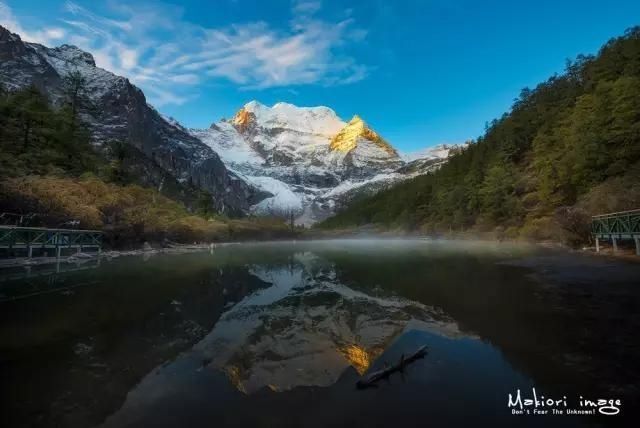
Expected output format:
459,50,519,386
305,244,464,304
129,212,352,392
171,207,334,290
356,345,428,389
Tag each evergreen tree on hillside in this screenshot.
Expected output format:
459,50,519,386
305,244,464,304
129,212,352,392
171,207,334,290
60,70,96,174
106,140,130,184
320,26,640,244
61,70,94,134
7,85,53,152
0,82,96,177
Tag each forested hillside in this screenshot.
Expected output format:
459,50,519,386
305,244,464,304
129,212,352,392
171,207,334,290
0,83,293,246
320,27,640,245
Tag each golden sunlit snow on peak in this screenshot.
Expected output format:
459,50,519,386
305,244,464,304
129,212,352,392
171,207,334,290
231,107,255,133
329,115,397,155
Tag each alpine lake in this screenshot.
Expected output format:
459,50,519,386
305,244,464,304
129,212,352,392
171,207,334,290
1,239,639,428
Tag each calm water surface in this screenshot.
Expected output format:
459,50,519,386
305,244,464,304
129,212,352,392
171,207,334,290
1,239,639,427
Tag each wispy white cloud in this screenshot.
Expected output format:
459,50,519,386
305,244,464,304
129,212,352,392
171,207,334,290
0,2,65,45
292,0,322,15
63,0,132,31
0,0,369,106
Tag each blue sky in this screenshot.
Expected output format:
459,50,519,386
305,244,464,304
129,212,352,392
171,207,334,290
1,0,639,152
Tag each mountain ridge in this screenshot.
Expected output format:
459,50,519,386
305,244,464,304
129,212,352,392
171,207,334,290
0,25,259,215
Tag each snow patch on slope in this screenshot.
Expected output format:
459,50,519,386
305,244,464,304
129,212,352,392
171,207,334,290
192,122,262,170
403,144,458,162
31,43,124,100
244,176,304,216
323,172,406,199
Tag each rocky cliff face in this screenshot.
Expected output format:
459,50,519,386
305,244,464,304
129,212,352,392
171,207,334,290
0,26,258,215
193,101,462,224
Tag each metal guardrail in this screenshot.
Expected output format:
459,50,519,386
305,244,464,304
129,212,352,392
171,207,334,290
591,209,640,255
591,210,640,238
592,208,640,219
0,226,103,258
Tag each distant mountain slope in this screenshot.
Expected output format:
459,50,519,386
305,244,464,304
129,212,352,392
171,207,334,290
0,26,258,215
192,101,459,224
320,27,640,244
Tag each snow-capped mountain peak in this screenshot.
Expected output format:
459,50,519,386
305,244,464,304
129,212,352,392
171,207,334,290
192,101,461,224
233,100,344,137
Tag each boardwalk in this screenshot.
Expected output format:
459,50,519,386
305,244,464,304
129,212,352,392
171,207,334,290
0,225,103,259
592,209,640,255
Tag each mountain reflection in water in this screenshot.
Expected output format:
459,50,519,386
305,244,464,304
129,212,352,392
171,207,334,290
180,251,459,393
1,239,639,428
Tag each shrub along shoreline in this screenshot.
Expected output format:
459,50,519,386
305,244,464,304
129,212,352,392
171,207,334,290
0,175,298,249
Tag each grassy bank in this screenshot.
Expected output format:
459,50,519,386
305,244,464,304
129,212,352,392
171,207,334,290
0,175,298,248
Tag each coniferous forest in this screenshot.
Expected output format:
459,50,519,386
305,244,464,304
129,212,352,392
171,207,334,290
320,27,640,245
0,77,293,245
